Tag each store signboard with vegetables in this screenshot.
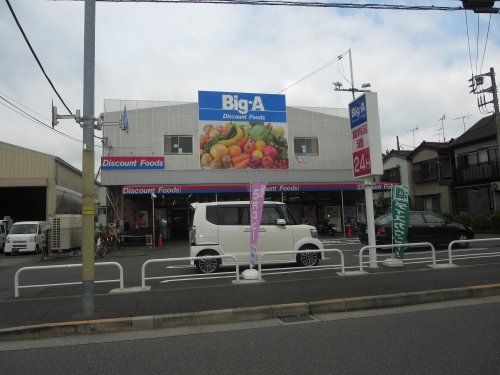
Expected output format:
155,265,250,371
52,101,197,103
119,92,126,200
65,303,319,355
198,91,289,170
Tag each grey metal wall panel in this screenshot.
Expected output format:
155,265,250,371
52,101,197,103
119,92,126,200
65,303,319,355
102,100,353,185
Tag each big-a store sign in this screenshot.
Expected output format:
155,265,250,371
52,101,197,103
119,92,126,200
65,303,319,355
349,92,383,179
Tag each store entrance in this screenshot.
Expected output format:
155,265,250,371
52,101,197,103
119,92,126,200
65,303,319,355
170,207,189,240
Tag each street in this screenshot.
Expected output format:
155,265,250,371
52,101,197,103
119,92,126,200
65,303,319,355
1,296,499,374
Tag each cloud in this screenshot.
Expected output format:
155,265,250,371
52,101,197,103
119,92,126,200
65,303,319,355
1,0,498,170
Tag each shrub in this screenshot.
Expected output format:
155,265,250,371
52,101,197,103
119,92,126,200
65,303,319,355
470,215,490,230
453,215,472,226
489,212,500,230
440,213,453,221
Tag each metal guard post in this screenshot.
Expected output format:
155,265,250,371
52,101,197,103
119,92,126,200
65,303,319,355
14,262,123,298
358,242,436,271
257,249,344,280
141,255,239,288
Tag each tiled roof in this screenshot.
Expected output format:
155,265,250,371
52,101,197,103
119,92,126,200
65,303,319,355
448,115,496,149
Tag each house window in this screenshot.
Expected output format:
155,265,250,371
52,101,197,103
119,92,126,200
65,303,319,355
420,160,438,180
383,167,401,183
294,137,319,155
164,135,193,154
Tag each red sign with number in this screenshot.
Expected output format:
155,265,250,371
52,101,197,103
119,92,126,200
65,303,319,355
352,148,371,177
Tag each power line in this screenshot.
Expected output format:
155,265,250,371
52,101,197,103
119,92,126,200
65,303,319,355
277,51,348,94
480,13,492,74
56,0,466,12
4,0,74,116
0,96,81,143
0,90,50,122
475,13,480,75
0,94,103,147
464,10,474,77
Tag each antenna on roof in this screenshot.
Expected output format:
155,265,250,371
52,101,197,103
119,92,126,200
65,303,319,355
454,114,473,132
437,115,446,142
406,126,419,148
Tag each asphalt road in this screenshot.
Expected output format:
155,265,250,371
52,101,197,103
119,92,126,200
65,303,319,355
2,297,500,374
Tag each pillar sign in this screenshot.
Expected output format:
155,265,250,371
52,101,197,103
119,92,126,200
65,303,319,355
349,92,383,179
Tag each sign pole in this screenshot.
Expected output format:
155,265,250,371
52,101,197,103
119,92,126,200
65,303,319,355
364,178,377,268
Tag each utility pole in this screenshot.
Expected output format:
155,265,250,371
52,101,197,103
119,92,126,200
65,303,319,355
82,0,96,318
468,67,499,163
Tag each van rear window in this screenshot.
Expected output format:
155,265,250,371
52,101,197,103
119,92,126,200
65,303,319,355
206,206,218,225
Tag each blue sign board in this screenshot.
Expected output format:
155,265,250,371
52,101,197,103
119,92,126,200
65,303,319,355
349,94,367,129
198,91,286,123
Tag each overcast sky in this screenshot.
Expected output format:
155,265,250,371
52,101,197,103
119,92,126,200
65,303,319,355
1,0,499,170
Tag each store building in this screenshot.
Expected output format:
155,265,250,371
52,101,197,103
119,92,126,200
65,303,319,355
101,93,391,240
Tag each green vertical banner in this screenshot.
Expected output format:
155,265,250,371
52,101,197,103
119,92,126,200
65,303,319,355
392,185,410,259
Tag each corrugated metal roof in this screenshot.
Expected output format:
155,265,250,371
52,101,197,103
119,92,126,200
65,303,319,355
101,168,356,186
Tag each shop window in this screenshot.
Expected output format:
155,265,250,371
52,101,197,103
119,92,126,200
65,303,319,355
294,137,319,155
164,135,193,154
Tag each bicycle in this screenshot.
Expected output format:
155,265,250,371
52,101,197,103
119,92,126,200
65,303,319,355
95,234,107,258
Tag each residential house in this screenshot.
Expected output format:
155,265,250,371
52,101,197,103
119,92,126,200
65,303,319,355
409,141,454,214
448,115,500,215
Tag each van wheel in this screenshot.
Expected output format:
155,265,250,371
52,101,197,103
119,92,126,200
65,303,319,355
296,245,320,267
195,250,220,274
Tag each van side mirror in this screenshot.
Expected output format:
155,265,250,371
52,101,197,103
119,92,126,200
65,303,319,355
276,219,286,226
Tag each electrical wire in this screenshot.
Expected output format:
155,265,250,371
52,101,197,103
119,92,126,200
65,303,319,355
0,90,51,122
4,0,74,116
337,59,351,86
480,13,492,74
475,13,480,75
0,94,103,147
56,0,467,12
277,51,348,94
464,10,474,77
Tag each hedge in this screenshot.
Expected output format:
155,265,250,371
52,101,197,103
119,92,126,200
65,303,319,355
470,215,490,230
490,213,500,230
453,215,472,226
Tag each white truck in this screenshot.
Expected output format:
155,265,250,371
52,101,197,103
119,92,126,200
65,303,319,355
4,221,48,255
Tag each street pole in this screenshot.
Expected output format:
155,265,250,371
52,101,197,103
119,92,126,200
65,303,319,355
348,49,376,266
151,195,156,247
82,0,96,317
348,49,355,101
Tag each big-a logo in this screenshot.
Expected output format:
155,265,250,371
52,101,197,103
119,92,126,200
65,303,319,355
350,99,366,120
222,94,265,115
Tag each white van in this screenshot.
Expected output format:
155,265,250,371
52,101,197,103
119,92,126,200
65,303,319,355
4,221,48,255
189,201,323,273
0,223,6,252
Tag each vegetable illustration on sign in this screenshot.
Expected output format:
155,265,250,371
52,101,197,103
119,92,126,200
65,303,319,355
198,91,288,170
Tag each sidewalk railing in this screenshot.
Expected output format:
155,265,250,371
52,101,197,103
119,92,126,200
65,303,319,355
14,262,124,298
447,237,500,265
359,243,436,271
141,255,239,287
257,249,345,280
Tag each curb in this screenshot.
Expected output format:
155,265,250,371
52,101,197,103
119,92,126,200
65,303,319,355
2,282,500,342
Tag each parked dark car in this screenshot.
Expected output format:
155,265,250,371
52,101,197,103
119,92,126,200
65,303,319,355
359,212,474,247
